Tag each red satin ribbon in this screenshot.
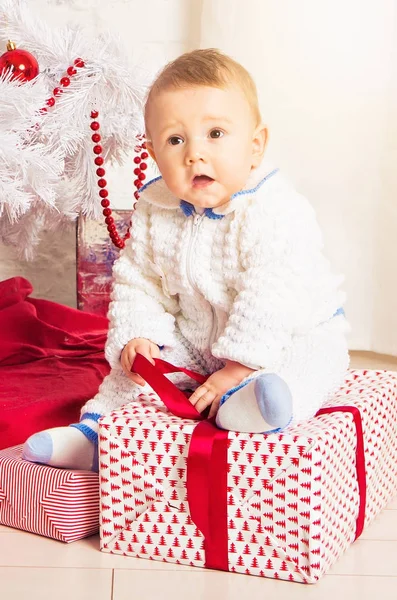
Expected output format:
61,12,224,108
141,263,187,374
132,355,207,420
132,355,229,569
186,420,229,571
132,355,367,567
316,406,366,540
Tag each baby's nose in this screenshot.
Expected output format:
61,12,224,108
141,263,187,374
185,138,206,164
187,152,203,164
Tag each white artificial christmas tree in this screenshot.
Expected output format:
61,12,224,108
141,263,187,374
0,0,147,258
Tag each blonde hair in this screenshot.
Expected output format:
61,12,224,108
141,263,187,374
144,48,261,127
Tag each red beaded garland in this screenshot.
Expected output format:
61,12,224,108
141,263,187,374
87,109,148,249
37,56,142,250
89,114,146,248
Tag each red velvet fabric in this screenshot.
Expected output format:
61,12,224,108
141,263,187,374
0,277,110,450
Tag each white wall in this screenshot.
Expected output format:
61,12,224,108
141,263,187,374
200,0,397,352
0,0,202,306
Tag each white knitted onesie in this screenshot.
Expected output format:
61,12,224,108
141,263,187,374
82,163,350,424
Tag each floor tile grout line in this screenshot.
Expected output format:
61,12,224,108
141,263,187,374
104,569,397,579
0,567,209,573
325,574,397,579
1,564,397,580
0,566,115,572
1,565,397,578
111,569,115,600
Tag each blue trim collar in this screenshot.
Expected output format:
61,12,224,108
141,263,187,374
138,166,280,219
180,201,224,220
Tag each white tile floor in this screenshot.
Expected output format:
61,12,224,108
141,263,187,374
1,352,397,599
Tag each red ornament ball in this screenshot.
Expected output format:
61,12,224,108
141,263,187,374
0,47,39,82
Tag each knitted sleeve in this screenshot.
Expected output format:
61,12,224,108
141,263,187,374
105,202,179,369
211,192,343,369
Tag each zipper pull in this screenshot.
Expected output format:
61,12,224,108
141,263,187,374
193,213,205,227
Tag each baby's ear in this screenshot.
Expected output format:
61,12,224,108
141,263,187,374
145,140,157,163
251,125,268,167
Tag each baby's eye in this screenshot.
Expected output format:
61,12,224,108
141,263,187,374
168,136,184,146
209,129,224,139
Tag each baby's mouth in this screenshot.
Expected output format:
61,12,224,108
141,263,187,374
192,175,214,188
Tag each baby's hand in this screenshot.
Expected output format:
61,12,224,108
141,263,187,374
121,338,160,385
189,361,255,419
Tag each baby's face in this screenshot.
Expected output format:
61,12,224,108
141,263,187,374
145,85,264,208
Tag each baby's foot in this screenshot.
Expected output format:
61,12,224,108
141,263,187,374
22,413,101,471
215,374,293,433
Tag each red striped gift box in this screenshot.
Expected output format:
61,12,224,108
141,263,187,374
0,445,99,542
